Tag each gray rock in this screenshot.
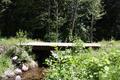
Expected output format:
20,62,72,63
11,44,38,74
51,51,59,59
22,64,29,71
12,56,18,61
0,76,2,79
14,68,22,75
0,76,8,80
0,46,5,53
15,75,21,80
29,60,38,69
1,74,8,80
4,69,15,78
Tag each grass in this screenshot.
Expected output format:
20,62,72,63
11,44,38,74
0,55,12,75
0,37,32,46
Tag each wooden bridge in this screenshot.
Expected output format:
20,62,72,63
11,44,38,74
20,42,101,50
19,42,101,65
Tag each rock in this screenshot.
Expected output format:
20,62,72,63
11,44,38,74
22,64,29,71
51,51,59,59
0,76,2,80
0,46,5,53
4,69,15,78
0,76,8,80
14,68,22,75
1,74,8,80
29,60,38,69
15,75,21,80
12,56,18,61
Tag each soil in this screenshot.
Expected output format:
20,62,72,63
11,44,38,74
21,67,46,80
5,67,46,80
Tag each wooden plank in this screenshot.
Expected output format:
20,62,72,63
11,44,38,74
83,43,101,47
20,42,73,47
19,42,101,48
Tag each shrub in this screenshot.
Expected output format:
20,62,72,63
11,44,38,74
45,41,120,80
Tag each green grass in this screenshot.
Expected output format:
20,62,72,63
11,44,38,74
0,55,12,75
0,37,32,46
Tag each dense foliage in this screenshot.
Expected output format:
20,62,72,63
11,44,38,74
45,41,120,80
0,0,105,42
95,0,120,40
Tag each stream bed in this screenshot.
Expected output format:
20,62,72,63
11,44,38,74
21,67,45,80
6,67,46,80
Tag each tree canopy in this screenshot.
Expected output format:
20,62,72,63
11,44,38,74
0,0,119,42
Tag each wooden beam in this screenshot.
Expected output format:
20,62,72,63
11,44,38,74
20,42,73,47
19,42,101,48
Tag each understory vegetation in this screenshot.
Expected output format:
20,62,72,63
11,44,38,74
0,37,120,80
45,40,120,80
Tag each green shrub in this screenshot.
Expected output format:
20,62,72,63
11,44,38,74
45,41,120,80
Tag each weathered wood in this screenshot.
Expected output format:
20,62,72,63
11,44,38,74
83,43,101,48
20,42,73,47
19,42,101,50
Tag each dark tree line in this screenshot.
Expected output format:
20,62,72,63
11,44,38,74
95,0,120,40
0,0,119,42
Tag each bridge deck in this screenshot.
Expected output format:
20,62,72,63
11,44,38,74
20,42,101,48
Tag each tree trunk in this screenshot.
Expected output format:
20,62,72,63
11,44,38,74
69,0,78,41
48,0,51,41
54,0,59,42
90,15,94,42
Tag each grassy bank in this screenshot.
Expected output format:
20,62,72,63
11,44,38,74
0,38,33,75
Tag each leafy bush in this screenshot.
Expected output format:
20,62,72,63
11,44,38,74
45,41,120,80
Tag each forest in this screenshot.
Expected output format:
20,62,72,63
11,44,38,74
0,0,120,42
